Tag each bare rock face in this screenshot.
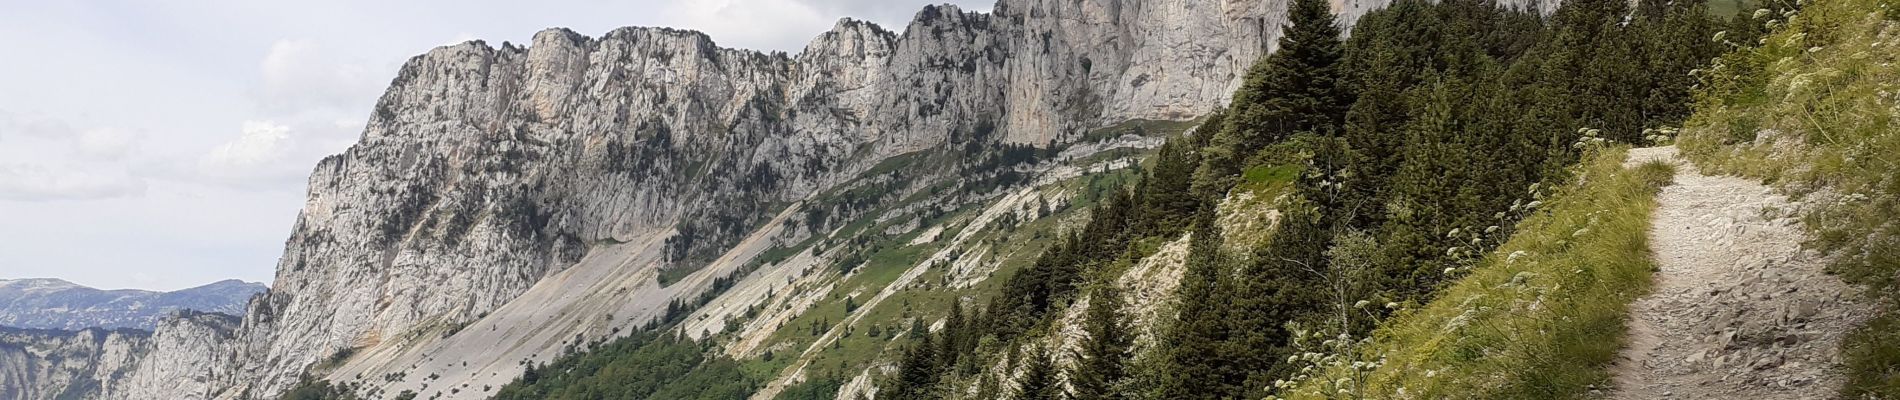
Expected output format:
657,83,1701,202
75,1,1554,399
0,327,146,400
0,311,237,400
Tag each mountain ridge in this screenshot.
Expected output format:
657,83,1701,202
0,278,263,331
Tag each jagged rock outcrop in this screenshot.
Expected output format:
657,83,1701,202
0,311,238,400
0,327,145,400
0,279,262,331
75,1,1542,399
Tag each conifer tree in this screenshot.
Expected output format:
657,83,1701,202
1160,203,1237,398
1070,284,1132,400
1196,0,1352,196
1015,345,1061,400
880,324,941,400
1136,135,1205,235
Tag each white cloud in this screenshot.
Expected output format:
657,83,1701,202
195,120,306,186
0,163,147,201
0,111,147,200
73,128,136,160
659,0,832,51
0,109,76,140
257,39,384,113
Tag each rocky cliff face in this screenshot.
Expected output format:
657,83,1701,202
0,279,263,331
0,311,238,400
72,1,1544,399
0,327,145,400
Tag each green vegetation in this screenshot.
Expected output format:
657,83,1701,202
773,378,843,400
491,330,754,400
279,379,363,400
1013,344,1061,400
1140,0,1730,396
1081,118,1207,143
1069,284,1134,400
1676,0,1900,395
1280,148,1675,398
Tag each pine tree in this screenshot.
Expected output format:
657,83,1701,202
1196,0,1352,196
939,299,967,369
880,324,941,400
1160,203,1237,398
1136,134,1206,235
1070,284,1132,400
1015,344,1061,400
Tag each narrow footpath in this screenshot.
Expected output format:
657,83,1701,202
1609,146,1874,399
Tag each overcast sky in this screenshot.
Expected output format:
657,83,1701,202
0,0,991,292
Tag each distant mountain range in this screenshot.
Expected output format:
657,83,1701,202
0,278,264,330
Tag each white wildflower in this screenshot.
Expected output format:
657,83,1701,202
1786,33,1807,47
1355,300,1372,308
1753,8,1771,19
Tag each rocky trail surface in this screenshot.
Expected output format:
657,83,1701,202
1608,146,1874,399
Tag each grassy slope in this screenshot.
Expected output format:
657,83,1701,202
1280,148,1675,399
1677,0,1900,395
742,169,1143,387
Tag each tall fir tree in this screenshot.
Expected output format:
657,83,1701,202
1015,345,1062,400
880,323,941,400
1070,284,1133,400
1160,202,1238,398
1194,0,1352,197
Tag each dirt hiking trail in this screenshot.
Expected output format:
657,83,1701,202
1608,146,1874,399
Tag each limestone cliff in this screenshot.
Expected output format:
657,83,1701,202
69,1,1549,399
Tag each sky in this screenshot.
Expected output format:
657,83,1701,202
0,0,991,292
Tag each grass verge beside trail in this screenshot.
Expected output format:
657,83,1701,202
1676,0,1900,396
1282,147,1675,399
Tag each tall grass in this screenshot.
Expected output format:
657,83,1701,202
1277,148,1675,399
1676,0,1900,395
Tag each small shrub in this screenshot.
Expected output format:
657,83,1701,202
1845,312,1900,398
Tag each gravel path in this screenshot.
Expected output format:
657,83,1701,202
1608,146,1873,399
